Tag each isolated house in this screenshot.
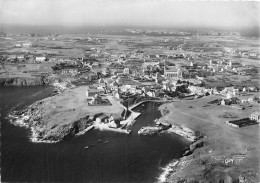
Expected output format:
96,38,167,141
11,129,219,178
96,114,109,123
250,112,260,122
35,57,46,62
123,68,130,75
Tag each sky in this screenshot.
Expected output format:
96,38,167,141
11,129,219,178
0,0,259,28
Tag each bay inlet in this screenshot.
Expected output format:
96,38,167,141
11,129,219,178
1,86,189,182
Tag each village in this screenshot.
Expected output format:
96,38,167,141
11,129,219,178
1,32,260,134
1,31,260,183
2,0,260,182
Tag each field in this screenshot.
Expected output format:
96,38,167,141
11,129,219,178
160,95,260,182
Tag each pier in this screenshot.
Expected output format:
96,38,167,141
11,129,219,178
75,125,94,136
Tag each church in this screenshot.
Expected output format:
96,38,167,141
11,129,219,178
164,65,183,79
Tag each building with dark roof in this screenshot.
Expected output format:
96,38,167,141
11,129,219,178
250,112,260,122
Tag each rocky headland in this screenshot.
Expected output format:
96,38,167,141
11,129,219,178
8,86,125,143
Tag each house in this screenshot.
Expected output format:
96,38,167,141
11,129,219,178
142,86,150,93
123,68,130,75
61,67,78,76
248,97,254,102
110,81,120,91
129,87,137,94
221,99,232,105
248,86,258,92
226,92,235,99
250,112,260,122
109,121,118,128
229,61,241,68
188,86,204,94
92,61,99,67
146,91,155,97
241,99,248,104
222,87,235,93
96,114,109,123
35,57,46,62
89,94,103,105
15,44,22,47
86,87,105,97
120,85,131,92
22,43,32,47
113,91,121,99
17,55,25,60
148,54,157,59
113,70,124,76
136,89,143,94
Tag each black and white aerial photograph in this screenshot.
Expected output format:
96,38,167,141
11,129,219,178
0,0,259,182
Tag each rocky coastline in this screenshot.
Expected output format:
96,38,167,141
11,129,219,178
8,106,95,143
7,93,258,182
0,76,55,86
156,101,259,183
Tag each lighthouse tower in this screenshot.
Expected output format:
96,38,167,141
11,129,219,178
229,60,232,68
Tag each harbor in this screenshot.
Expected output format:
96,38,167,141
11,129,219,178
1,87,189,182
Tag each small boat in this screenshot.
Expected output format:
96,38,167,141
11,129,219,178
90,144,95,146
98,139,102,142
104,141,109,144
84,146,89,149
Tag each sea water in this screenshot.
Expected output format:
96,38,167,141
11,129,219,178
0,86,188,182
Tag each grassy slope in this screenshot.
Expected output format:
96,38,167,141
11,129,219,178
33,86,124,129
160,95,260,182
